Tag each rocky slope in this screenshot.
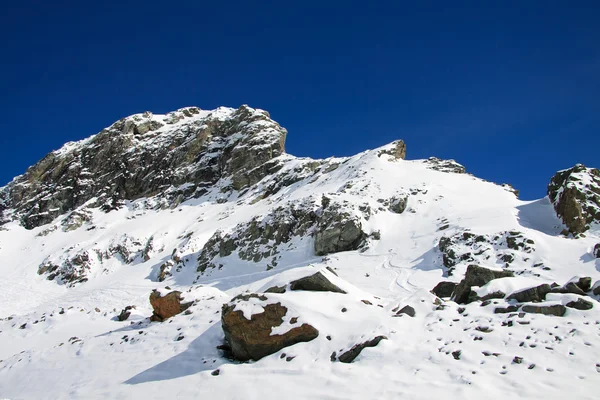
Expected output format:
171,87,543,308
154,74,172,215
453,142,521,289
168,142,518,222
0,106,599,400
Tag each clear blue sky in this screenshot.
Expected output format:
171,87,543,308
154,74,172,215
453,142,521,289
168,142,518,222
1,1,598,199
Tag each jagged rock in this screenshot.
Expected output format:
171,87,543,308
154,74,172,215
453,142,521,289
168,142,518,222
117,306,135,321
149,290,192,321
335,336,387,363
593,281,600,296
575,277,592,292
551,282,586,296
1,105,287,229
394,305,415,317
566,298,593,310
265,285,287,294
388,196,408,214
431,281,456,298
452,265,514,304
289,272,346,293
314,206,366,256
547,164,600,235
377,140,406,160
521,304,566,317
507,284,551,303
221,294,319,361
425,157,466,174
594,244,600,258
480,291,506,301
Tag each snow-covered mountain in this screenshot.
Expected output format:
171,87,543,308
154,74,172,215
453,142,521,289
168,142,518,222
1,105,599,399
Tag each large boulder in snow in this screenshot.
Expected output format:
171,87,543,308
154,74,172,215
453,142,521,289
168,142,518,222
547,164,600,235
507,284,551,303
149,290,192,321
431,281,457,298
221,294,319,361
289,272,347,294
594,244,600,258
452,265,514,304
521,304,566,317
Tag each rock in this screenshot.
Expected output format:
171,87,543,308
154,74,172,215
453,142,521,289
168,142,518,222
547,164,600,235
289,272,346,294
431,281,456,298
265,285,287,294
576,277,593,292
507,284,551,303
551,282,586,296
593,281,600,296
513,356,523,364
425,157,466,174
377,140,406,160
452,265,514,304
480,291,506,301
221,294,319,361
566,298,593,310
494,305,520,314
394,305,415,317
336,336,387,363
314,208,366,256
117,306,135,321
595,244,600,258
388,196,408,214
149,290,193,321
521,304,566,317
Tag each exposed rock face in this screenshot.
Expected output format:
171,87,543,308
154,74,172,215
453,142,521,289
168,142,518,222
424,157,466,174
377,140,406,160
547,164,600,235
335,335,387,363
221,294,319,361
452,265,514,304
431,281,456,298
521,304,567,317
388,196,408,214
149,290,193,321
438,231,536,276
1,105,287,229
314,205,366,256
394,305,415,317
117,306,135,321
507,284,551,303
289,272,346,294
594,244,600,258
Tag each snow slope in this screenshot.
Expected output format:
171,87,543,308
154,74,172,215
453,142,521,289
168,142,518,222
1,130,599,399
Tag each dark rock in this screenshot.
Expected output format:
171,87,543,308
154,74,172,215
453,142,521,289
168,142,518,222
566,298,593,310
431,281,456,298
594,282,600,296
594,244,600,258
507,284,551,303
494,305,520,314
314,208,366,256
117,306,135,321
394,305,416,317
149,290,193,321
547,164,600,235
512,356,523,364
551,282,586,296
452,265,514,304
211,369,220,376
221,295,319,361
336,336,387,363
452,350,462,360
521,304,566,317
289,272,346,294
480,291,506,301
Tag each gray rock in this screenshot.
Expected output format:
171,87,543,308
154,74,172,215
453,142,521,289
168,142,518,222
547,164,600,235
521,304,566,317
431,281,456,298
336,336,387,363
576,277,592,292
388,196,408,214
494,305,520,314
480,291,506,301
551,282,586,296
289,272,346,294
314,207,366,256
452,265,514,304
507,284,551,303
394,305,416,317
566,298,593,310
595,244,600,258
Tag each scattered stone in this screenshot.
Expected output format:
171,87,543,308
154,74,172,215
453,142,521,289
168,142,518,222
513,356,523,364
481,291,506,301
594,244,600,258
566,298,594,311
149,290,193,322
507,284,551,303
521,304,566,317
388,196,408,214
431,281,457,298
117,306,135,321
576,277,592,292
211,369,220,376
221,295,319,361
552,282,587,296
336,336,387,363
289,272,346,294
452,350,462,360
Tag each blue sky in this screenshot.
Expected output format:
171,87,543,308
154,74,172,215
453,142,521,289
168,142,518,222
1,1,598,199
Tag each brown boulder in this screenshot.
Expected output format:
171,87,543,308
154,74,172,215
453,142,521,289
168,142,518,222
221,294,319,361
149,290,192,321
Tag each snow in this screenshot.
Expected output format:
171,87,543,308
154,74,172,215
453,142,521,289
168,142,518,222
0,135,600,399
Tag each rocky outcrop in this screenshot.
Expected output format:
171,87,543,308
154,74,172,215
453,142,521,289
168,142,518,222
314,204,366,256
566,298,593,310
334,335,387,363
431,281,456,298
221,294,319,361
506,284,551,303
521,304,566,317
117,306,135,321
452,265,514,304
424,157,466,174
594,244,600,258
1,105,287,229
149,290,193,321
289,272,346,294
377,140,406,160
547,164,600,235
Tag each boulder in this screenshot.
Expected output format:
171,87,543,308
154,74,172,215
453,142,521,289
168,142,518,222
575,277,592,292
335,335,387,363
314,211,366,256
221,294,319,361
566,298,593,310
507,284,551,303
377,140,406,160
117,305,135,321
480,291,506,301
594,244,600,258
394,305,416,317
521,304,566,317
431,281,456,298
551,282,586,296
149,290,193,321
289,272,346,294
594,281,600,296
452,265,514,304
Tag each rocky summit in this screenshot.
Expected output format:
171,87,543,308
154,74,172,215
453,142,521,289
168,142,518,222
0,105,599,400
